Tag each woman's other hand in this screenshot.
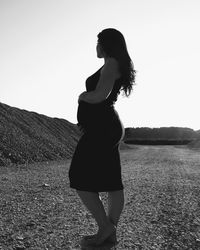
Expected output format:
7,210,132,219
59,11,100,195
77,123,85,135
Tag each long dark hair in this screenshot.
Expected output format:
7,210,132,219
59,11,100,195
97,28,136,97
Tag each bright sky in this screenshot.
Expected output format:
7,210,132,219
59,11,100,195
1,0,200,130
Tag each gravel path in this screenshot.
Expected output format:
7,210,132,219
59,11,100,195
1,145,200,249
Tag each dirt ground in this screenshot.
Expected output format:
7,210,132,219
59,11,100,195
1,145,200,249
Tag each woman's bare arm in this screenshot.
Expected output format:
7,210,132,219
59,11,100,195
79,58,120,104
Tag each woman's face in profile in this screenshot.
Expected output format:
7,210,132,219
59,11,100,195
96,41,105,58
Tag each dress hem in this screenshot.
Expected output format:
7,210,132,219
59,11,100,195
70,185,124,193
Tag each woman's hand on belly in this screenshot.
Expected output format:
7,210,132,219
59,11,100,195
78,91,88,103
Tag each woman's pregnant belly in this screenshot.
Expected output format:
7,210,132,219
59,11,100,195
77,100,125,139
77,101,94,130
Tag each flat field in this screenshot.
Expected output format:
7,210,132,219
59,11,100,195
1,145,200,249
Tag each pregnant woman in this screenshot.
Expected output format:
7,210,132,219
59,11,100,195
68,28,136,247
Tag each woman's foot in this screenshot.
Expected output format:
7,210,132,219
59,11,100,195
83,230,117,244
91,222,116,246
81,223,117,247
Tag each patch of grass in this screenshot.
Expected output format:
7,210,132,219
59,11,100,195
1,146,200,249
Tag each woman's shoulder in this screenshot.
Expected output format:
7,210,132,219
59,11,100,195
100,57,121,79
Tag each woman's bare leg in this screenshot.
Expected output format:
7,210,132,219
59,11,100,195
107,190,124,227
76,190,116,245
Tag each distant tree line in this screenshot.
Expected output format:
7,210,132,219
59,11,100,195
124,127,199,145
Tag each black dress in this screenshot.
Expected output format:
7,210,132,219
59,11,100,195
68,67,125,192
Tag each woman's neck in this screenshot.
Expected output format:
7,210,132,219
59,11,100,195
103,56,111,64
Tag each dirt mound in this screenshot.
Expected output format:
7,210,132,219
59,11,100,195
0,102,81,166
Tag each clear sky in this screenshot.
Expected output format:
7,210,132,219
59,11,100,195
1,0,200,130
